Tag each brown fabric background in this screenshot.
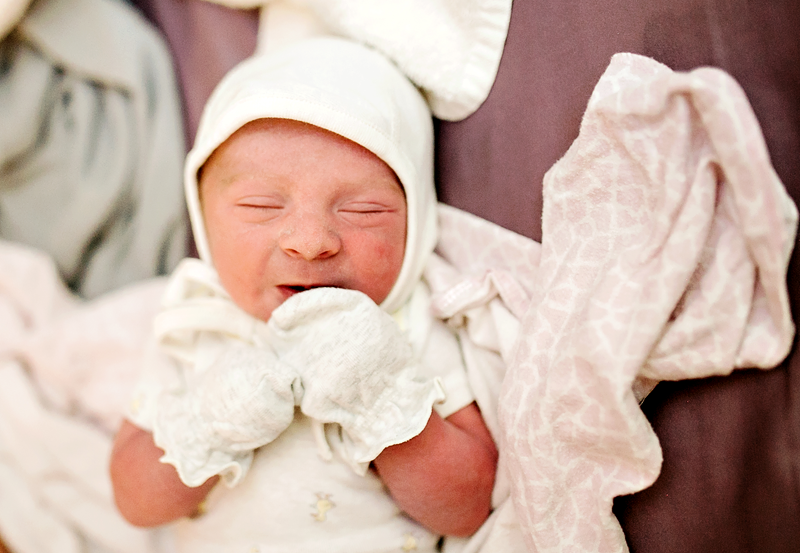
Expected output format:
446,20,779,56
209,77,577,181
133,0,800,549
436,1,800,551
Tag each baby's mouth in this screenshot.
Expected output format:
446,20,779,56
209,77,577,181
281,284,334,294
285,285,313,292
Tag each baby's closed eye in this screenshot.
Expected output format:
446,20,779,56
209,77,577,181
340,201,393,213
338,200,402,224
234,196,285,223
236,196,284,209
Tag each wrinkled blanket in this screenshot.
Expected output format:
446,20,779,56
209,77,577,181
494,53,796,551
0,52,795,553
420,53,797,552
1,0,187,299
0,242,171,553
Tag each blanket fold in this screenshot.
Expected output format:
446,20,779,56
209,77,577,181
498,53,797,552
1,0,187,299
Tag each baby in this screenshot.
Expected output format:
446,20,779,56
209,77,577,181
110,37,497,552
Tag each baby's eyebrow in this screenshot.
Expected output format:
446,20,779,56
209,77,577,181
216,172,284,189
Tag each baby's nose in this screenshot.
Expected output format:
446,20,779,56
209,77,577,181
278,214,341,261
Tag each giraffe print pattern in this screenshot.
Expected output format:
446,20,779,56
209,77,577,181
491,53,797,552
428,53,796,553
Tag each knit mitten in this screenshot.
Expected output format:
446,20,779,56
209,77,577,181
268,288,444,472
153,343,302,486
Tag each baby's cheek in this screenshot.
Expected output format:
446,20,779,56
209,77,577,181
358,232,403,269
351,235,405,303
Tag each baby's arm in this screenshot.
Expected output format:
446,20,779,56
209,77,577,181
374,402,497,537
111,342,300,526
270,288,497,536
110,419,218,527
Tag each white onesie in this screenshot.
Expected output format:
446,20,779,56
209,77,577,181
128,276,473,553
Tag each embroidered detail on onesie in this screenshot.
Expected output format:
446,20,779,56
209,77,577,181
401,533,418,551
311,493,335,521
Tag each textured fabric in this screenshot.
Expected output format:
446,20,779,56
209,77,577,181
498,54,796,552
270,287,446,472
422,205,541,553
184,37,436,314
153,342,300,486
131,259,295,486
167,415,442,553
0,0,187,299
197,0,511,120
0,0,186,547
435,1,800,551
0,241,171,553
129,257,469,478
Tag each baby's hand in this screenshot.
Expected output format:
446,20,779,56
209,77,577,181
268,288,444,469
269,288,412,407
165,344,302,451
148,258,304,487
153,342,302,487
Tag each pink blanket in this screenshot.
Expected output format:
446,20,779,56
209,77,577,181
0,242,168,552
497,53,797,551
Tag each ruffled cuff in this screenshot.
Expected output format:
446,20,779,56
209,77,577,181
316,375,446,476
151,390,254,487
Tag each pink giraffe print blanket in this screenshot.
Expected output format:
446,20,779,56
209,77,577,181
429,53,797,552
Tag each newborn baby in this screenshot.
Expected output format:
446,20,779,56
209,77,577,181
110,37,497,553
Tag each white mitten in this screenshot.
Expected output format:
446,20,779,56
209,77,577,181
144,258,303,486
268,288,444,472
154,343,302,487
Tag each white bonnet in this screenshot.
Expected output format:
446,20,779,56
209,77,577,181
185,37,437,314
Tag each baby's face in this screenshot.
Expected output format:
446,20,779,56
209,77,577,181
199,118,407,322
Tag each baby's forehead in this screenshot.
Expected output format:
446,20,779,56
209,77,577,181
205,117,405,194
221,118,380,160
